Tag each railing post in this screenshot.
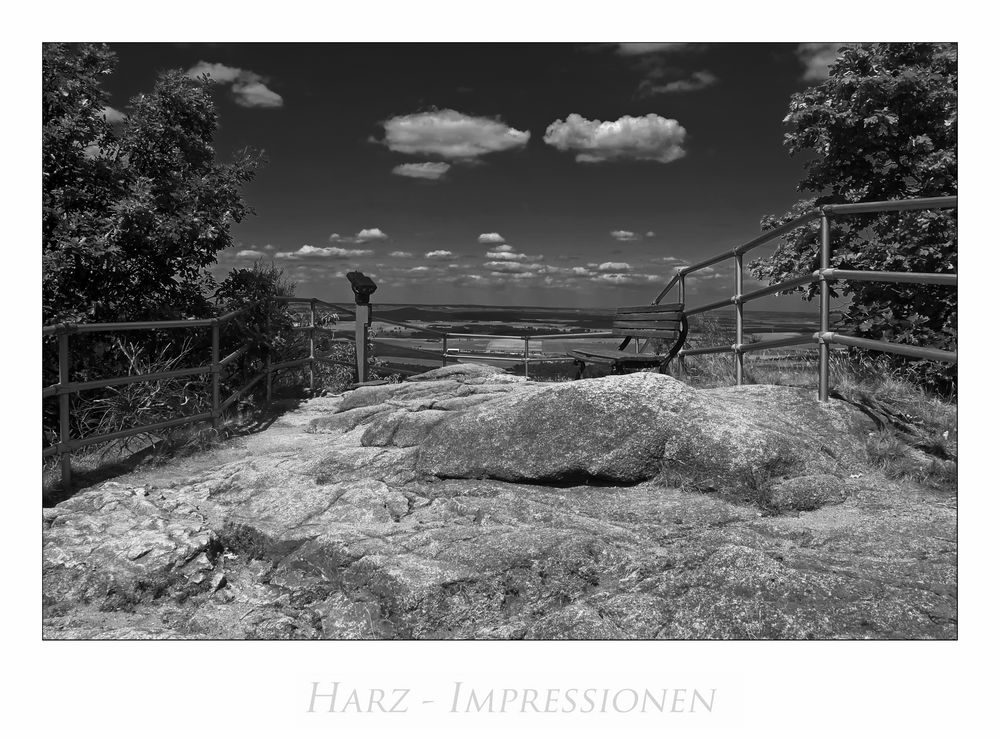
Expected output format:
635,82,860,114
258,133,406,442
265,301,272,403
734,253,744,386
442,335,449,367
58,330,72,491
355,304,370,383
818,210,832,402
524,337,530,378
678,273,687,379
309,298,316,394
211,320,220,428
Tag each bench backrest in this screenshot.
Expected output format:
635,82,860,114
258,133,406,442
612,303,685,342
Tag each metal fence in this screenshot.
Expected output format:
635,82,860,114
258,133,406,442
42,295,364,490
638,195,958,401
440,331,618,376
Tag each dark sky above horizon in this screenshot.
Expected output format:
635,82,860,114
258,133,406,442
102,42,843,310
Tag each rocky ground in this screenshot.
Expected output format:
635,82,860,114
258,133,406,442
42,365,956,639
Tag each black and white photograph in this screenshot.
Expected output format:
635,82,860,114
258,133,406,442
41,37,959,641
15,2,990,735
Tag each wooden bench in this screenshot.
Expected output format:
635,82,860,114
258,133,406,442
568,303,687,379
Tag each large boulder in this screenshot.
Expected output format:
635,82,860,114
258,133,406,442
415,373,874,490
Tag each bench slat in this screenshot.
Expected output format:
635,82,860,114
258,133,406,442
611,328,684,339
617,303,684,314
568,348,667,362
612,319,683,331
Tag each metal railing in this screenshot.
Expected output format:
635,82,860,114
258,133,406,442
634,195,957,401
440,331,618,377
43,295,367,491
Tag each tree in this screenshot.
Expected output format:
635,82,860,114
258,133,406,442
750,43,957,390
43,43,262,325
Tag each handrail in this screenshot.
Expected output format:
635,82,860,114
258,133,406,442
643,195,957,401
42,293,377,493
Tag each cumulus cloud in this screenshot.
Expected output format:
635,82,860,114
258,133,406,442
186,60,283,108
389,250,414,258
484,261,542,273
544,113,687,164
590,272,661,285
646,231,655,238
486,250,527,261
275,245,373,259
355,228,388,242
597,261,633,272
611,230,640,241
102,106,125,124
425,250,453,259
796,43,846,81
329,228,388,244
642,69,718,95
478,233,507,244
391,162,451,180
236,249,269,259
380,109,529,160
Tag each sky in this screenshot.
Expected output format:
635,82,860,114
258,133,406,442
100,42,847,310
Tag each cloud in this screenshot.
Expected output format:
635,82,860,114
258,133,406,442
389,250,414,258
484,261,542,273
391,162,451,180
425,250,453,259
544,114,687,164
597,261,632,272
486,250,527,261
235,249,269,259
102,106,125,124
232,79,283,108
355,228,388,242
646,231,655,238
186,60,283,108
275,245,373,259
796,43,846,81
641,69,718,96
478,233,507,244
611,230,640,242
590,272,661,285
380,109,529,160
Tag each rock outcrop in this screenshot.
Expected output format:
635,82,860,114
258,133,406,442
42,366,957,639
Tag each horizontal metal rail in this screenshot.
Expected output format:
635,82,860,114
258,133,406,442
738,272,819,303
313,355,360,370
44,363,213,396
220,372,267,413
731,209,821,258
273,295,351,311
818,332,957,363
685,297,735,316
821,268,957,286
219,341,255,368
823,196,957,216
736,334,819,353
444,332,522,341
516,332,617,340
679,344,734,357
45,411,215,456
441,353,574,364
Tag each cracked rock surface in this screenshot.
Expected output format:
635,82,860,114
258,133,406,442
42,365,956,639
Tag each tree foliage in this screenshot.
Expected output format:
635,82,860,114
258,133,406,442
750,43,957,390
43,43,262,324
